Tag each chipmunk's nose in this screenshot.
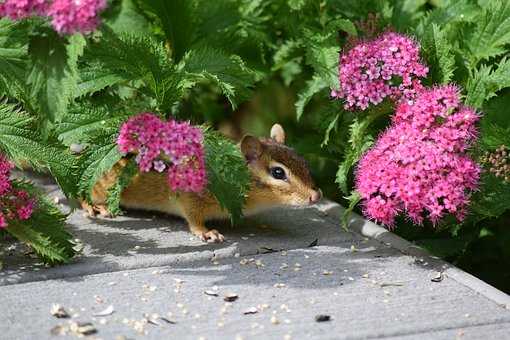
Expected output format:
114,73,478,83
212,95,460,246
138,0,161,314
309,189,322,204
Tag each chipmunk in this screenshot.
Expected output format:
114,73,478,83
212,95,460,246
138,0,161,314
82,124,322,242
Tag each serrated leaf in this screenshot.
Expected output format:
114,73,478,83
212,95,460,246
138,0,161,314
321,113,340,147
341,191,361,230
466,58,510,108
77,133,123,200
0,102,77,195
142,0,197,61
303,29,339,89
0,18,29,100
179,47,256,109
106,0,150,36
335,116,377,193
56,104,130,146
6,180,75,264
465,0,510,63
203,130,250,224
327,18,357,37
417,0,478,33
82,28,180,110
27,29,85,124
296,75,328,120
420,24,455,84
106,158,137,216
272,40,303,86
469,173,510,222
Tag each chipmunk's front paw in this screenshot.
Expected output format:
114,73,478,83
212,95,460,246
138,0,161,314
192,228,225,243
80,201,112,218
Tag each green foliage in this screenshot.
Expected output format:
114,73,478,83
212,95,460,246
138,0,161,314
0,102,76,195
465,58,510,108
6,181,75,264
419,24,456,84
341,191,361,230
203,130,251,224
179,47,256,109
0,19,29,100
470,173,510,222
106,159,138,216
464,0,510,65
27,29,85,128
142,0,197,61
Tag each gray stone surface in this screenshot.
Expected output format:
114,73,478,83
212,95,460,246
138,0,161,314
391,323,510,340
1,173,510,339
2,246,510,340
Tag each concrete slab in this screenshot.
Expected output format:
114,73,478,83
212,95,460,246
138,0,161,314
1,173,509,340
389,322,510,340
1,246,510,340
0,195,362,285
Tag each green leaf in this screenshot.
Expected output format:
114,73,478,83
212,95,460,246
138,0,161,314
303,29,339,89
469,173,510,222
327,18,357,37
341,191,361,231
0,18,29,100
465,58,510,108
420,24,456,84
335,116,377,193
203,130,251,224
417,0,479,33
106,158,137,216
142,0,197,61
272,40,303,86
295,75,328,120
0,102,77,195
82,28,180,110
179,47,256,109
321,113,340,147
76,131,123,200
105,0,150,36
6,181,75,264
56,104,130,146
27,29,85,124
465,0,510,64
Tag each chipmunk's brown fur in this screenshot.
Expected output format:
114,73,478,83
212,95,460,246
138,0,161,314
82,124,321,242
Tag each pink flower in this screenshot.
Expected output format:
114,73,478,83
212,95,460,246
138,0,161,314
333,31,428,110
117,113,208,193
355,86,480,226
0,213,6,228
47,0,106,35
0,0,48,20
0,154,36,228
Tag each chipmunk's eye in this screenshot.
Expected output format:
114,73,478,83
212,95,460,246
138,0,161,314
270,166,287,180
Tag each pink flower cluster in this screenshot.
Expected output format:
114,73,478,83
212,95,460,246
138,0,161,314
0,154,35,228
0,0,47,19
117,113,207,193
0,0,106,35
332,32,428,110
355,86,480,226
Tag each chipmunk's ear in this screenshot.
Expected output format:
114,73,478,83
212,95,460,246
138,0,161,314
270,124,285,144
241,135,263,162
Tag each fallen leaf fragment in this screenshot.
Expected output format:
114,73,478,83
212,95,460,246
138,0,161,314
93,305,114,317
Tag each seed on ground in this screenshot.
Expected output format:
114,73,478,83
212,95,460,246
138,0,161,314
315,314,331,322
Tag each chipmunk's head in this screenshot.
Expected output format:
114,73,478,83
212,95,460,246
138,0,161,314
241,124,322,208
